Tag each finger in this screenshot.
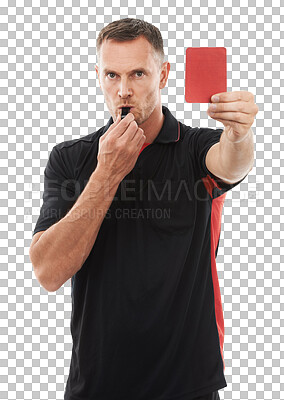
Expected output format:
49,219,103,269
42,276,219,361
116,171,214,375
113,113,137,139
211,91,255,103
131,127,145,144
207,110,252,124
211,117,251,133
106,110,122,134
100,112,121,141
136,132,146,149
103,111,135,139
208,101,257,114
118,121,141,145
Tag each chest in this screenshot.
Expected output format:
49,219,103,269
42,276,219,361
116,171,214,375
103,143,198,235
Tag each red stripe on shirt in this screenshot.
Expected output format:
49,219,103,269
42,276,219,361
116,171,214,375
202,174,224,199
210,192,227,371
203,175,227,371
139,142,151,155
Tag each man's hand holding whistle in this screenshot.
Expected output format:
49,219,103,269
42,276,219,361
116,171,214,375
96,106,146,182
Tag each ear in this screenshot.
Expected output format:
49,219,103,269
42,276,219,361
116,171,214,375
159,62,170,89
95,65,102,90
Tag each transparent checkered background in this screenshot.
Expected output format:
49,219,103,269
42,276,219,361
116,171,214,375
1,0,283,399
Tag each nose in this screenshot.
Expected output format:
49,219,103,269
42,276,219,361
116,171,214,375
118,77,133,98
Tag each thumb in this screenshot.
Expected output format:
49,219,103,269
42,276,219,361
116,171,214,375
107,112,121,133
100,112,121,140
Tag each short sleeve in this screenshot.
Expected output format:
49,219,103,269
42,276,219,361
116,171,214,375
32,146,76,236
193,127,248,198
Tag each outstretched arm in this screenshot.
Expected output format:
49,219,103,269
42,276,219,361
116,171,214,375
205,91,258,184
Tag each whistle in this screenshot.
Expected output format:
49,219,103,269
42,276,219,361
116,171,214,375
121,107,131,119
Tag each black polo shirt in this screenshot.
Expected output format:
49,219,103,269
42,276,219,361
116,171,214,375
33,105,247,400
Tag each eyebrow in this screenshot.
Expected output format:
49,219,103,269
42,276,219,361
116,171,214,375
102,67,150,75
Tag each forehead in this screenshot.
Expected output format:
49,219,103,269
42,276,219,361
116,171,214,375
99,36,157,70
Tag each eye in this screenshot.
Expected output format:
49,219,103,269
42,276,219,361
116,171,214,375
135,71,144,77
106,71,144,79
107,72,116,79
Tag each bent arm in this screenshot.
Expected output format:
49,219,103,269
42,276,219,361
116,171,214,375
29,166,121,292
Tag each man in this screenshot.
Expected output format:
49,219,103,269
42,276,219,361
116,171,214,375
29,18,258,400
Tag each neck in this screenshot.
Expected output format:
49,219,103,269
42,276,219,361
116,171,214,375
139,106,165,144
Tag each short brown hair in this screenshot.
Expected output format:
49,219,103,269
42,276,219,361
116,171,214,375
96,18,165,70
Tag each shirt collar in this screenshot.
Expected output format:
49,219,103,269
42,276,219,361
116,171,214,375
102,105,180,144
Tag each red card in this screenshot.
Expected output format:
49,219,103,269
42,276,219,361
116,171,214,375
185,47,227,103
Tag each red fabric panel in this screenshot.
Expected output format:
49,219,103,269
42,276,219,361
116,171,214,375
139,142,151,155
210,192,227,370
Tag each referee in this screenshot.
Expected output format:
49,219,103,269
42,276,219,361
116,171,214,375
29,18,258,400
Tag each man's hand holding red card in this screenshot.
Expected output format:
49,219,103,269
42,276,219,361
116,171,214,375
185,47,258,143
207,91,259,143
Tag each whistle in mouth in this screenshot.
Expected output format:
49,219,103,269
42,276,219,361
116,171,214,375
121,107,131,119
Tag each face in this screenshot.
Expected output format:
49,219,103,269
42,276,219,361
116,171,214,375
95,36,170,125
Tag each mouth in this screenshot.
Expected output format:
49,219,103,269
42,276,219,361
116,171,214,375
119,106,134,109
